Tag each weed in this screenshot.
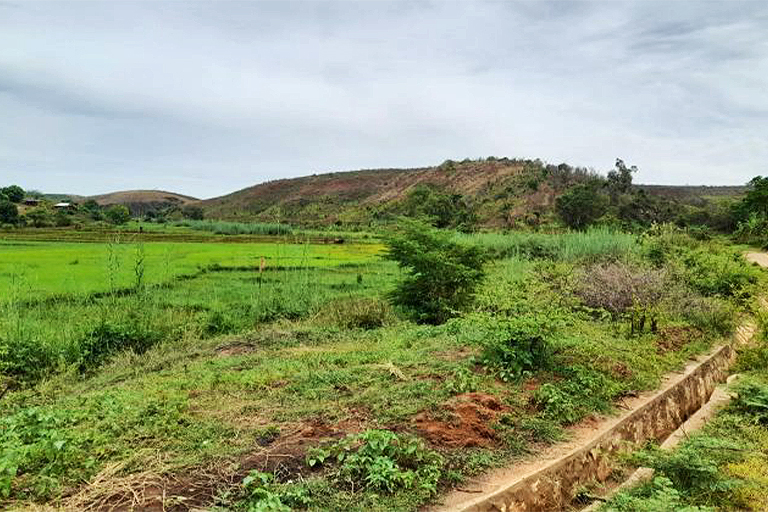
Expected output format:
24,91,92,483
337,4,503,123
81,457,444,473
307,429,443,495
475,314,552,382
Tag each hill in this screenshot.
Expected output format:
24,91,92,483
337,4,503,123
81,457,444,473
201,158,746,228
89,190,199,216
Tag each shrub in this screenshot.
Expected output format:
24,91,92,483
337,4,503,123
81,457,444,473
730,379,768,424
533,366,620,425
0,333,56,382
575,262,669,333
77,320,162,371
316,297,393,330
682,247,760,299
477,315,552,382
630,436,739,499
386,221,487,324
307,429,443,495
671,293,735,336
604,476,714,512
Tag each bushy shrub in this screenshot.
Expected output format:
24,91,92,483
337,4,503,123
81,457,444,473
104,205,131,225
630,436,739,499
682,247,760,299
730,379,768,424
0,333,56,382
386,221,487,324
671,293,735,336
77,320,162,371
307,429,443,495
477,315,552,382
316,297,393,330
575,262,669,332
0,200,18,225
604,476,714,512
533,366,620,425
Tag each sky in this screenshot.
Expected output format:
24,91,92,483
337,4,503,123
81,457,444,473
1,1,767,199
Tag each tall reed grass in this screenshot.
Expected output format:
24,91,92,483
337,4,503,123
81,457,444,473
175,219,293,235
455,227,639,261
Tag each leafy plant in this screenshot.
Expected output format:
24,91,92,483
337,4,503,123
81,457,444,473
603,476,714,512
386,221,487,324
533,366,620,425
477,315,552,382
306,429,443,495
77,319,162,371
444,367,480,394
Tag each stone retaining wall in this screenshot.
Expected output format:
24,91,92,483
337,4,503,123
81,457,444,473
457,343,735,512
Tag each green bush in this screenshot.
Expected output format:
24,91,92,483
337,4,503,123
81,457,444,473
730,379,768,424
0,333,56,382
77,320,162,371
386,221,487,324
533,366,620,425
604,476,714,512
307,429,443,495
629,436,739,499
104,205,131,225
682,247,760,299
477,315,552,382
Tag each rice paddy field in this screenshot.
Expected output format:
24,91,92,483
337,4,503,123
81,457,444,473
0,238,383,299
1,226,765,512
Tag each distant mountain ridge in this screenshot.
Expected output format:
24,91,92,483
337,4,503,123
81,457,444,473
89,190,199,216
199,158,747,227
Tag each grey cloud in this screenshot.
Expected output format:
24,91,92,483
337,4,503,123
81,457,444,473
0,1,766,197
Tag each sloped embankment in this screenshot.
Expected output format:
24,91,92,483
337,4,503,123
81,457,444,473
432,254,768,512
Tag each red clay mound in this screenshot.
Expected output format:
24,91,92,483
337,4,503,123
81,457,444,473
414,392,506,449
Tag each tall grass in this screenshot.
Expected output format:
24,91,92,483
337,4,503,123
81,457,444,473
174,219,293,235
455,227,638,262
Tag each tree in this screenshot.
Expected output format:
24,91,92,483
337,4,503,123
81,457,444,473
556,183,609,229
607,159,637,200
0,200,19,224
1,185,24,203
81,199,103,220
403,185,476,231
105,205,131,225
182,205,204,220
385,221,487,324
25,207,53,227
740,176,768,218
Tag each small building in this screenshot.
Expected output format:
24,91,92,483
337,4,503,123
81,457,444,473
54,202,74,210
22,198,40,206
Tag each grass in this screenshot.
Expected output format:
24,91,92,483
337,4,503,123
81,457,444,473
173,219,293,235
0,239,382,299
0,227,761,511
455,227,639,262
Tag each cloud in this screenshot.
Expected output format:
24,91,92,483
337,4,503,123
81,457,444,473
0,1,766,197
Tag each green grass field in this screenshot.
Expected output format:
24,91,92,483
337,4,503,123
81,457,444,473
0,228,763,512
0,239,383,299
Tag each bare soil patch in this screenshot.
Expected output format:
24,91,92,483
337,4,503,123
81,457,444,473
414,393,506,449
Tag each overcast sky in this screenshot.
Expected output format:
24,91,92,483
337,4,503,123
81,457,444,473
1,1,766,199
